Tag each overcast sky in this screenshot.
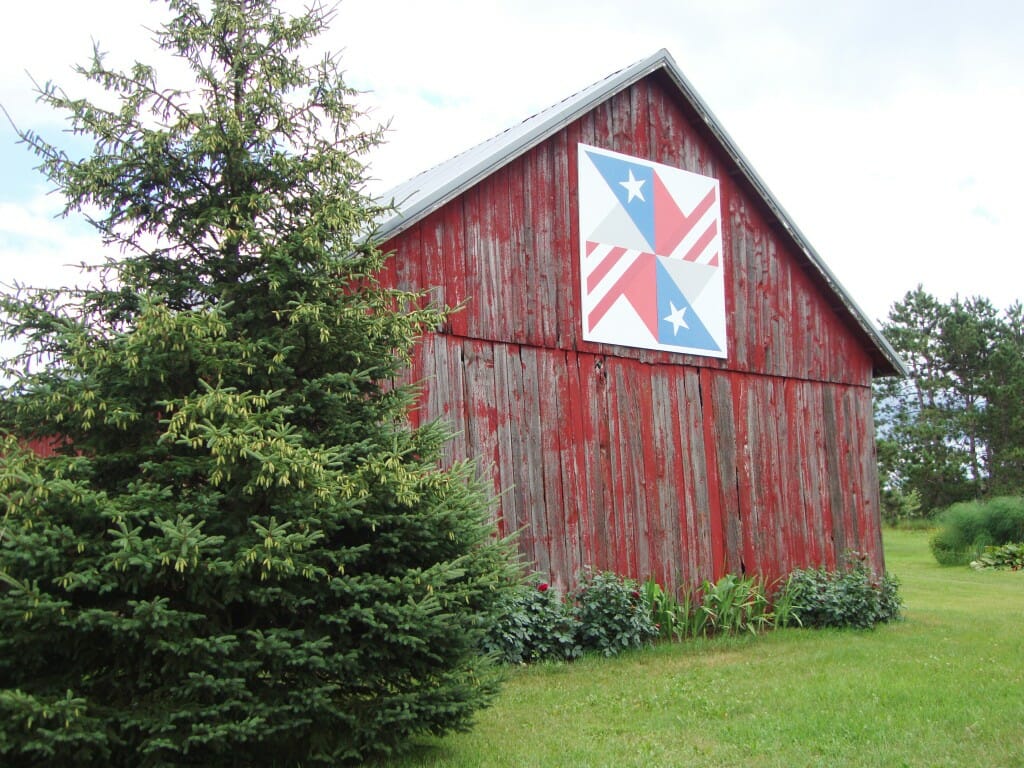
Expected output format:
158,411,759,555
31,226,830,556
2,0,1023,326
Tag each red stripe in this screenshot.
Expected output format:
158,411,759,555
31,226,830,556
587,253,658,336
585,240,600,257
655,181,718,256
683,219,719,263
587,245,628,292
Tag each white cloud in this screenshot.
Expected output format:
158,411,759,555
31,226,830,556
0,195,105,291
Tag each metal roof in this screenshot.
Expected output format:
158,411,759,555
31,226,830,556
375,49,907,378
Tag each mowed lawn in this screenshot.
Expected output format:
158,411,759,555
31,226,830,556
387,529,1024,768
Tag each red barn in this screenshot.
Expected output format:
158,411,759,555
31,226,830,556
377,50,905,592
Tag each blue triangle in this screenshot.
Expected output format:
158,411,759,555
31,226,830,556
585,150,655,250
655,259,720,351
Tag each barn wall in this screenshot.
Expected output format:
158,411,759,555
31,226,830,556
22,437,62,458
382,75,885,591
405,334,882,592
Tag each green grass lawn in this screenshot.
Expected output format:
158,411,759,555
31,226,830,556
387,529,1024,767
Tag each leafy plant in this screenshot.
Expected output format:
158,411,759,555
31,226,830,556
783,553,902,629
570,570,658,656
482,580,581,664
641,577,683,641
676,585,708,639
768,576,802,629
970,542,1024,570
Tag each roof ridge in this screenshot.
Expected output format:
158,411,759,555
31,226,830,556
375,50,675,235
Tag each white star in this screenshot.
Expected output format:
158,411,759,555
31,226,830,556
619,169,646,203
664,302,689,335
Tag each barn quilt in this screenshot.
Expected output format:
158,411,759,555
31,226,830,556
578,143,727,357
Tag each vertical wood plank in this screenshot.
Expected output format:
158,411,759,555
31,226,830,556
708,371,743,575
492,341,520,540
518,345,551,576
550,128,575,350
649,369,679,588
462,339,502,510
682,368,715,584
536,348,568,586
442,198,469,337
585,355,616,572
558,349,587,580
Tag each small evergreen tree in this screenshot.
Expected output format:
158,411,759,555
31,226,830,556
0,1,515,764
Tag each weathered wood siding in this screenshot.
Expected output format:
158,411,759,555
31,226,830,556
22,437,62,458
383,72,884,591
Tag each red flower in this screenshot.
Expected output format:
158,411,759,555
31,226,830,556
537,582,549,592
631,590,641,600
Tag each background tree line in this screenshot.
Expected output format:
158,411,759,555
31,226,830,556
875,286,1024,519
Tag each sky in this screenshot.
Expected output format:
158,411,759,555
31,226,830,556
2,0,1023,328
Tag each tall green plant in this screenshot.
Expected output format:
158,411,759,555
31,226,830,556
698,574,772,636
641,577,683,641
0,1,516,765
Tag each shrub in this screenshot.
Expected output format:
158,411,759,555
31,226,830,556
485,559,905,667
570,570,658,656
782,553,902,629
970,542,1024,571
484,571,658,662
481,580,581,664
930,496,1024,566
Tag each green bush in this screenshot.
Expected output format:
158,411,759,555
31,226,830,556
481,580,581,664
485,571,658,663
930,496,1024,566
571,570,659,656
880,487,924,525
970,542,1024,571
782,553,902,629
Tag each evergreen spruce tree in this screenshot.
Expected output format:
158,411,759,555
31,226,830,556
0,1,516,764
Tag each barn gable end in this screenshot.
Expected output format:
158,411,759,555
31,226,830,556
379,50,904,591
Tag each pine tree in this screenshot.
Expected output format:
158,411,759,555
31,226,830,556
0,1,515,764
875,287,1024,516
874,287,977,513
